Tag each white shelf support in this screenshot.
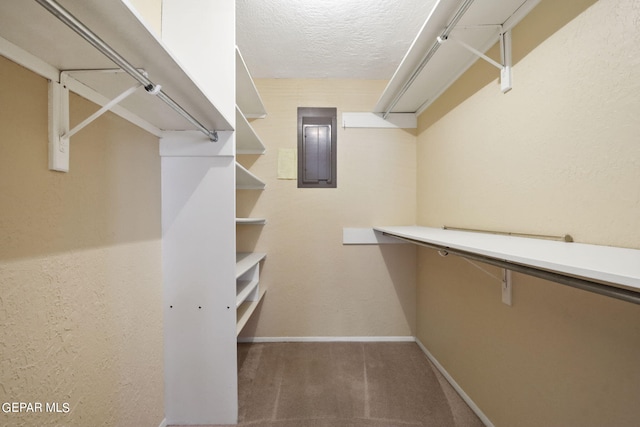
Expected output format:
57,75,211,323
48,72,143,172
502,268,513,306
48,81,69,172
460,257,513,306
63,79,143,140
499,29,513,93
437,28,513,93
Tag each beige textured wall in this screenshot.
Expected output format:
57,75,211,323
0,57,164,426
416,0,640,426
237,79,417,338
128,0,163,36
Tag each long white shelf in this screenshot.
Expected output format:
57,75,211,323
0,0,233,132
236,162,265,190
236,47,266,119
375,226,640,299
374,0,540,116
236,107,266,154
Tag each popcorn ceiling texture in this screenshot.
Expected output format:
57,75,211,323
0,56,164,426
236,0,438,79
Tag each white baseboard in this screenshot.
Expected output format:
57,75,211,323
238,336,416,343
157,417,167,427
414,339,494,427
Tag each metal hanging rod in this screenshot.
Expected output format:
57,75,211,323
383,0,476,119
35,0,219,142
443,226,574,242
381,232,640,305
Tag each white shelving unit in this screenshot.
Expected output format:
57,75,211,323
235,45,268,336
374,0,541,117
375,226,640,304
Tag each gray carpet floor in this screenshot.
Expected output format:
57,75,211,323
175,341,484,427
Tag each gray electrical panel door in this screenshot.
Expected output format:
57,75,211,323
303,124,332,183
298,107,337,188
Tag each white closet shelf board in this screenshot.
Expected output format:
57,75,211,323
236,107,266,154
0,0,232,132
236,47,266,118
236,278,259,308
236,218,267,225
236,162,266,190
237,288,267,336
374,0,540,115
374,226,640,293
236,252,267,279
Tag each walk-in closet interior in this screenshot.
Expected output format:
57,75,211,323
0,0,638,426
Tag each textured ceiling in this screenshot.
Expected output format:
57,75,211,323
236,0,438,79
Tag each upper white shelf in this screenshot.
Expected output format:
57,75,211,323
374,0,540,116
236,107,266,154
374,226,640,294
0,0,233,132
236,47,266,119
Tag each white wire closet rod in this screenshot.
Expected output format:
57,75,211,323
35,0,219,142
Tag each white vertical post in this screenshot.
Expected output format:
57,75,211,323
161,0,237,424
500,30,513,93
502,269,513,306
48,81,70,172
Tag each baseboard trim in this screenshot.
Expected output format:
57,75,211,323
414,339,494,427
157,418,167,427
238,336,416,343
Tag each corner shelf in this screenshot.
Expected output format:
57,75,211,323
374,0,540,116
0,0,233,132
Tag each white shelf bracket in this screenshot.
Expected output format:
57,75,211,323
461,258,513,306
48,80,69,172
502,268,513,306
437,28,513,93
48,72,143,172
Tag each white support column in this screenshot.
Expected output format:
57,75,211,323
161,0,237,424
499,30,513,93
502,269,513,306
161,138,237,424
48,81,69,172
